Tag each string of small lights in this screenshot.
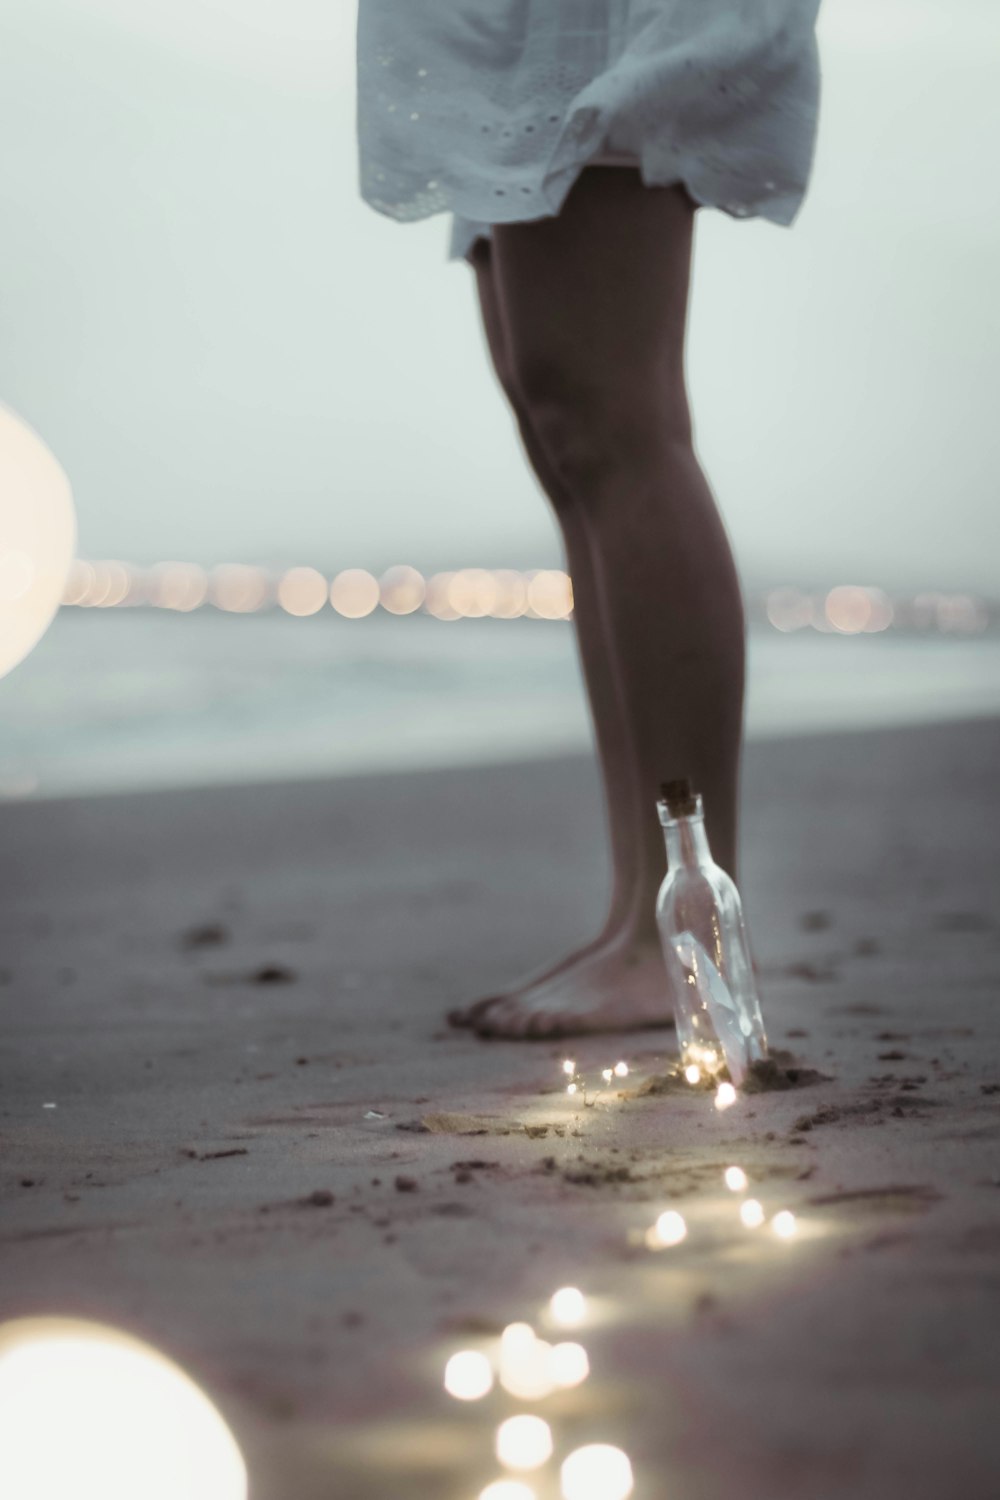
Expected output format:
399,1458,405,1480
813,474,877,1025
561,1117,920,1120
58,559,998,634
438,1055,806,1498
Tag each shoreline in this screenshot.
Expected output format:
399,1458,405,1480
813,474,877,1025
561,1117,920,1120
4,610,1000,803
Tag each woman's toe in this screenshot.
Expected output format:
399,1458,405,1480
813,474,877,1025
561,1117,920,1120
524,1009,559,1039
474,998,524,1038
447,995,501,1028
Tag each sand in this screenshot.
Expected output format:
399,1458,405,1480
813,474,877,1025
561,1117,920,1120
2,715,999,1499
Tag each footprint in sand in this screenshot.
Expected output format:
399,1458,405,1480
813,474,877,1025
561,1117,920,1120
805,1184,941,1216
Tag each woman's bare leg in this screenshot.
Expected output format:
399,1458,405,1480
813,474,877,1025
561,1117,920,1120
456,167,747,1039
447,234,654,1029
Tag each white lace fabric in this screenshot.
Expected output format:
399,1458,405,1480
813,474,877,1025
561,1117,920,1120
356,1,823,264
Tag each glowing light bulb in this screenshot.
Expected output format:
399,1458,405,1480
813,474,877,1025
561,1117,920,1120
740,1198,765,1228
549,1287,587,1327
560,1443,634,1500
443,1349,493,1400
602,1068,613,1083
549,1341,589,1388
495,1415,553,1471
500,1324,536,1361
499,1335,555,1400
562,1060,576,1076
567,1083,578,1095
653,1210,687,1247
684,1064,701,1085
479,1482,537,1500
714,1082,737,1111
0,1317,246,1500
772,1210,797,1239
613,1061,629,1078
497,1326,547,1397
724,1166,748,1193
0,402,76,680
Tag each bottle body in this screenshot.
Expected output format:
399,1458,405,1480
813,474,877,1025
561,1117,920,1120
655,784,767,1086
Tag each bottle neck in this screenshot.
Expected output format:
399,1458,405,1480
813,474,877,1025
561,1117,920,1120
660,798,713,871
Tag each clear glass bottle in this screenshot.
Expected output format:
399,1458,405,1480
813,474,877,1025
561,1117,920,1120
655,777,767,1086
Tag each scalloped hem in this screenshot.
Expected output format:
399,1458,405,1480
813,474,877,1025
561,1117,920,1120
446,159,805,265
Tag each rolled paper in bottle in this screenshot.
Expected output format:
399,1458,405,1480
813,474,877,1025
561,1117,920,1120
672,931,753,1086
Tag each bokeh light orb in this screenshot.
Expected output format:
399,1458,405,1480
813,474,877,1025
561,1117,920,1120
0,401,76,679
379,564,425,615
549,1341,589,1388
148,562,209,612
479,1482,537,1500
208,563,270,613
277,566,328,617
330,567,379,619
500,1322,536,1360
549,1286,587,1328
448,567,498,618
443,1348,493,1401
423,571,462,621
560,1443,633,1500
526,569,573,620
495,1414,553,1471
771,1209,798,1239
653,1210,687,1247
489,569,529,619
824,584,873,634
0,1316,247,1500
740,1198,765,1229
765,585,813,632
499,1336,555,1401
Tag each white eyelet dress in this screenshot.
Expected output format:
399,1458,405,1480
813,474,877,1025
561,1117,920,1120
356,1,823,266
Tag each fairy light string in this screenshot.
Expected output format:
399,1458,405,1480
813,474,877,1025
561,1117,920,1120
438,1055,805,1496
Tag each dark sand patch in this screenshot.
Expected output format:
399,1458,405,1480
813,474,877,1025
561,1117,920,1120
631,1048,829,1098
742,1050,832,1093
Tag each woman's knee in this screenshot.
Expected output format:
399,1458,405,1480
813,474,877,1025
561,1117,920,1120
515,365,693,494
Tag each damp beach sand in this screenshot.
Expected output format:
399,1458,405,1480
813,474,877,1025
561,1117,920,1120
2,715,1000,1499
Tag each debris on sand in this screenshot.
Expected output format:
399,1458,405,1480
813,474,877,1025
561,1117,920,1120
181,1147,249,1161
629,1070,698,1098
179,922,230,949
203,962,298,987
252,964,298,985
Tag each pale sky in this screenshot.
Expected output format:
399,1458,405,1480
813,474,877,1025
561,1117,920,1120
0,0,997,590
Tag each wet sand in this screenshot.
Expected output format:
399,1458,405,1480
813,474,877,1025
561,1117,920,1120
2,715,999,1499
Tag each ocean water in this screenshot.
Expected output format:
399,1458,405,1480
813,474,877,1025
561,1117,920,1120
2,609,999,801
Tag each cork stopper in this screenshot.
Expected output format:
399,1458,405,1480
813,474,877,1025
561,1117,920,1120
659,777,699,817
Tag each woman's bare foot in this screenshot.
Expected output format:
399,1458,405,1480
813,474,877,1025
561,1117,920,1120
449,932,676,1039
448,922,628,1029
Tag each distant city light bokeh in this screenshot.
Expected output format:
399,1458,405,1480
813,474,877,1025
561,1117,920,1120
53,560,997,635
